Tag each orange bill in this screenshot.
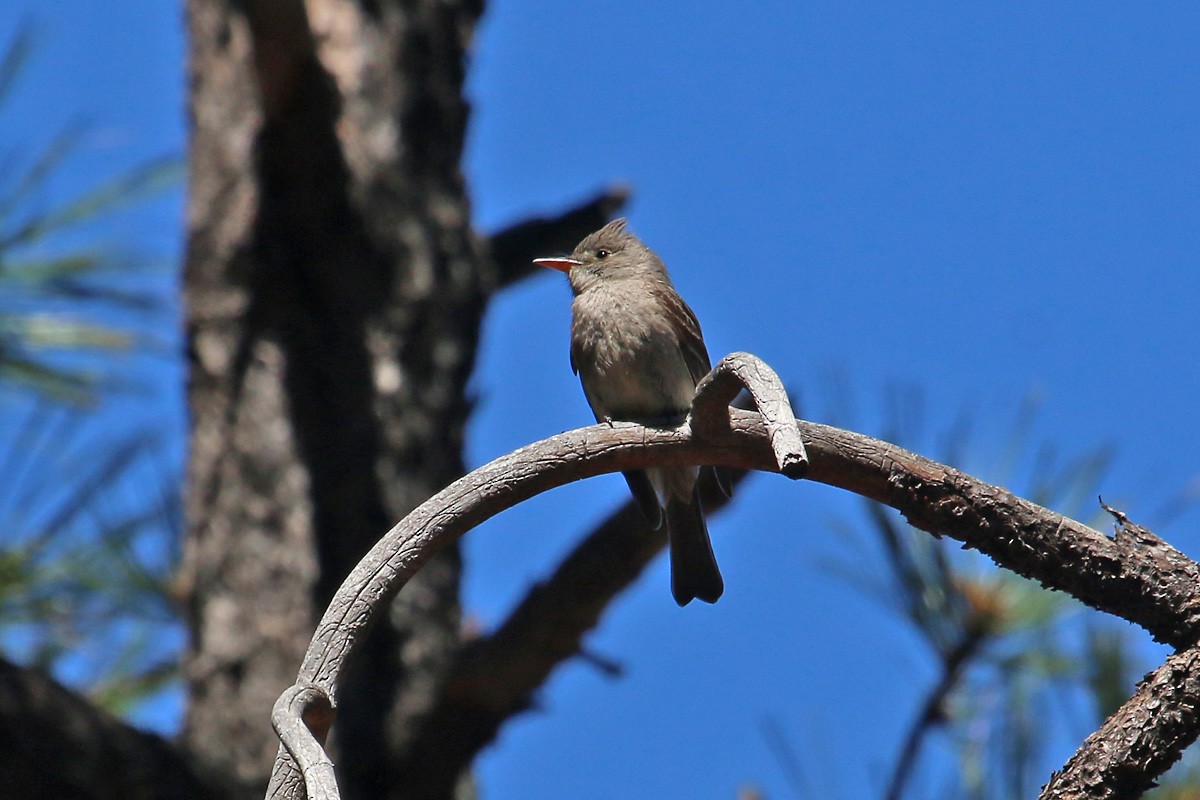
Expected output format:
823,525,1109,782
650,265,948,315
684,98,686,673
532,257,581,273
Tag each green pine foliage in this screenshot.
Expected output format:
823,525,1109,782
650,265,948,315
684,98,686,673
0,24,183,722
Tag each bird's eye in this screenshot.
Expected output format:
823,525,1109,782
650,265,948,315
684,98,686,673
596,249,610,259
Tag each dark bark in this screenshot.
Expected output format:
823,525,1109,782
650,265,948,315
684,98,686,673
179,2,633,799
181,1,320,794
0,657,219,800
1041,643,1200,800
179,2,643,798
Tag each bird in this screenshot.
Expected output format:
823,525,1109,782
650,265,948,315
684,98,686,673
534,218,726,605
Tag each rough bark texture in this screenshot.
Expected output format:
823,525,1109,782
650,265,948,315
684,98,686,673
182,0,486,798
1041,644,1200,800
182,1,319,793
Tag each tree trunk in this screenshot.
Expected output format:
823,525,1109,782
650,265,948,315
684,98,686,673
181,1,487,798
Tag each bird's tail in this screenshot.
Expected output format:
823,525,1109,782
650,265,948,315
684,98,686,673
666,486,724,606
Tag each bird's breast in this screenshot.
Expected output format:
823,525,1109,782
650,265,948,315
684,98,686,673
570,286,695,420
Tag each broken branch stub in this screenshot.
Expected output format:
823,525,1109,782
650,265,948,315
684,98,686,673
691,352,808,479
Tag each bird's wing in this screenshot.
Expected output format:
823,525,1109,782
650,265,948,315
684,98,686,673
656,285,713,386
569,339,579,375
656,284,734,498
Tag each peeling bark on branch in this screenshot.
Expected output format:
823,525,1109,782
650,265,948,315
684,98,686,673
1041,644,1200,800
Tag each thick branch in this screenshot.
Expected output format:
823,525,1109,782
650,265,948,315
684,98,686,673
487,186,630,288
0,657,219,800
269,400,1200,799
1040,643,1200,800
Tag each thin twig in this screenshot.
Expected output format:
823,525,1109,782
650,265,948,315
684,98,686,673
692,351,808,478
884,630,986,800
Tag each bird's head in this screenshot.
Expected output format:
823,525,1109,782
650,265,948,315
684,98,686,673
534,218,666,292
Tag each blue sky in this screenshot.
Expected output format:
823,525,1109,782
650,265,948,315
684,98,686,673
3,3,1199,798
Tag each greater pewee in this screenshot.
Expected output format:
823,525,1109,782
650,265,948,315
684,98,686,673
535,218,725,605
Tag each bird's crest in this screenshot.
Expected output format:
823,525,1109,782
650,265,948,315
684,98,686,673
600,217,629,235
575,217,637,257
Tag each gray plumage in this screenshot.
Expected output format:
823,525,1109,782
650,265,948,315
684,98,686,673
536,218,725,605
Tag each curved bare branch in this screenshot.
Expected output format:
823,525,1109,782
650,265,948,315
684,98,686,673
266,354,1200,800
271,685,337,800
398,465,752,781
